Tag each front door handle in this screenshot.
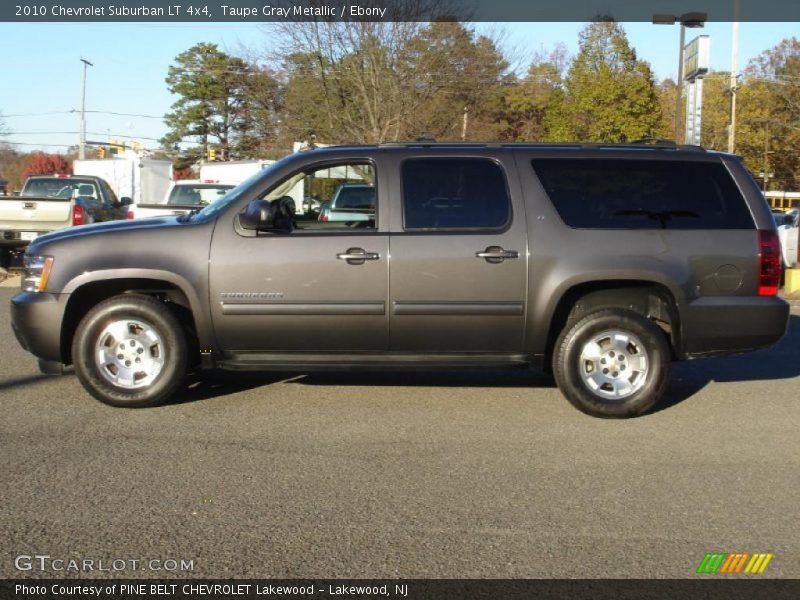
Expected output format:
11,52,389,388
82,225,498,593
476,246,519,263
337,247,381,265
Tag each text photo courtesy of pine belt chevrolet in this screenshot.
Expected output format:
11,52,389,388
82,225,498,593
9,143,790,418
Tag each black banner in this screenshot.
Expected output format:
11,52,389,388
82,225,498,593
3,0,800,23
2,580,800,600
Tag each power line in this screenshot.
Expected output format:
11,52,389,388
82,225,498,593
8,131,161,141
3,109,164,119
0,141,76,148
2,111,75,118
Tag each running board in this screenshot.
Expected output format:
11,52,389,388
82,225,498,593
217,353,531,372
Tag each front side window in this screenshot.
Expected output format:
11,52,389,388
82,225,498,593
402,158,511,230
531,158,755,230
258,162,377,231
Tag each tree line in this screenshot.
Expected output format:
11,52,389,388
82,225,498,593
1,21,798,191
160,21,800,190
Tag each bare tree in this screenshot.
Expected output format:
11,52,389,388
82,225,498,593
266,0,479,144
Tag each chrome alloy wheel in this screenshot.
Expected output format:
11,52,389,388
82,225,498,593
578,329,649,400
94,319,166,389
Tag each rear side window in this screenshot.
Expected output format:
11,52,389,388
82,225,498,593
531,159,754,230
402,158,510,230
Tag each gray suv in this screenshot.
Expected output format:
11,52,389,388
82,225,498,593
10,143,790,417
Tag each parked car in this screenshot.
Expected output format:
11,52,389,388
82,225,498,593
10,142,789,417
1,174,130,264
318,183,375,224
772,208,799,269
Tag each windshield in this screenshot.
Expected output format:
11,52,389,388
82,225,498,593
22,178,98,200
191,155,292,222
168,183,234,206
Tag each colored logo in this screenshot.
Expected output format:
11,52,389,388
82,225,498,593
696,552,773,574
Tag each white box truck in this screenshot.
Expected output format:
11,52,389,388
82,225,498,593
198,160,275,185
73,156,172,206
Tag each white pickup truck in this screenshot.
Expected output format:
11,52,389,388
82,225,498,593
126,180,235,219
1,174,129,265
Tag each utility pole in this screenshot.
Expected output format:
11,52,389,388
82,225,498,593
675,24,686,143
763,120,770,192
728,9,740,153
79,57,93,160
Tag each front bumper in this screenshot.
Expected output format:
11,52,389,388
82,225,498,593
681,295,791,357
10,291,69,362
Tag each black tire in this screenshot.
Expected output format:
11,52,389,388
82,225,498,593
72,294,188,408
553,308,670,418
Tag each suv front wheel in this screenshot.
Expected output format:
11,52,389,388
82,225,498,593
553,308,670,418
72,294,188,408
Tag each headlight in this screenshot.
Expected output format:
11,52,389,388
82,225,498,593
21,255,54,293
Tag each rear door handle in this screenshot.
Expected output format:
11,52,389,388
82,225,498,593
476,246,519,263
337,247,380,265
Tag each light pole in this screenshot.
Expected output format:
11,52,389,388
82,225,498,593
79,57,93,160
728,3,740,153
653,12,707,143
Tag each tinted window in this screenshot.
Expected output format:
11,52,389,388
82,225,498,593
402,158,510,230
531,159,754,230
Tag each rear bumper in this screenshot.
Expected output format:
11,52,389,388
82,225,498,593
681,296,790,358
0,231,32,248
10,291,68,362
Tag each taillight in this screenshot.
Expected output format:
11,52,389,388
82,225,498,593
127,210,135,219
319,213,328,222
72,204,85,226
758,229,781,296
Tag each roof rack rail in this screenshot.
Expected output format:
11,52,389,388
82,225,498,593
631,137,677,145
374,140,706,152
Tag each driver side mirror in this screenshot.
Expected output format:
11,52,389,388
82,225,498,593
239,199,276,231
119,197,133,207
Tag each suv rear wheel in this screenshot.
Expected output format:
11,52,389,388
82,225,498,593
72,294,188,408
553,308,670,418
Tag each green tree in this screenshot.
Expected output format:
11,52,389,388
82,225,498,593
736,38,800,190
162,43,279,161
495,45,568,141
547,21,663,142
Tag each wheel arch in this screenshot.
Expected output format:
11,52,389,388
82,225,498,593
543,279,683,368
60,270,207,365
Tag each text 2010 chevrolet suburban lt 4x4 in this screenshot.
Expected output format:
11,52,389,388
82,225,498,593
10,143,790,418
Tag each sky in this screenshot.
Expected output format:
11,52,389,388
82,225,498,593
0,21,798,153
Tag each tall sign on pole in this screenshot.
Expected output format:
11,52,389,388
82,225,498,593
683,35,710,146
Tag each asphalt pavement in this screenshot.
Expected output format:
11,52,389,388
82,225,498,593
1,287,799,579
